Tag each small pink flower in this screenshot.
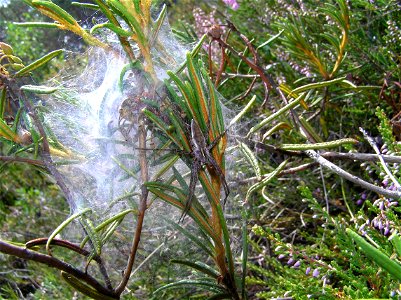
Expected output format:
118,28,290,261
223,0,239,10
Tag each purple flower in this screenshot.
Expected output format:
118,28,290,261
305,267,311,275
384,224,390,236
287,258,295,265
312,268,320,278
222,0,239,10
293,261,301,268
278,254,286,260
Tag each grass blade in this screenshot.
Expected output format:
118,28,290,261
347,228,401,282
241,216,248,299
0,88,6,119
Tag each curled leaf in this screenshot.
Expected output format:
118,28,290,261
0,42,14,55
90,22,133,37
246,160,288,202
21,85,58,94
239,142,261,180
248,94,304,135
46,208,91,255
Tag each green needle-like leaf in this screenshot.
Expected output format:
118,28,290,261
90,22,133,37
46,208,91,255
14,49,63,77
153,279,226,294
171,259,220,278
165,219,214,257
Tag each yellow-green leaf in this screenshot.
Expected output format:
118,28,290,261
32,0,77,25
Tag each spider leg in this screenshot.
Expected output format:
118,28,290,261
206,130,230,204
208,39,214,81
205,152,230,205
208,128,228,150
179,158,202,222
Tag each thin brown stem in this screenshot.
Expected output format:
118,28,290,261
0,155,44,166
26,238,96,259
321,151,401,164
21,93,75,211
114,114,149,295
214,45,227,86
235,76,257,101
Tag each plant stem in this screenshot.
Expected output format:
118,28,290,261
0,240,117,298
114,113,149,295
21,92,76,211
0,155,44,166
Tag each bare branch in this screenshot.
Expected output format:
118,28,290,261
0,240,117,298
320,151,401,163
305,150,401,200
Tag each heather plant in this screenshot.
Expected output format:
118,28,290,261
1,0,401,299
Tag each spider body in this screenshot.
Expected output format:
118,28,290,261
179,119,229,222
118,92,152,141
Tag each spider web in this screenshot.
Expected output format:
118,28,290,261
40,12,190,218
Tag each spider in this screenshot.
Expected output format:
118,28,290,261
179,118,229,222
137,88,230,221
118,92,151,141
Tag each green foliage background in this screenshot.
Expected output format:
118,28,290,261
1,0,401,299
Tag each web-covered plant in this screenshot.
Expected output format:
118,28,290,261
0,1,244,299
